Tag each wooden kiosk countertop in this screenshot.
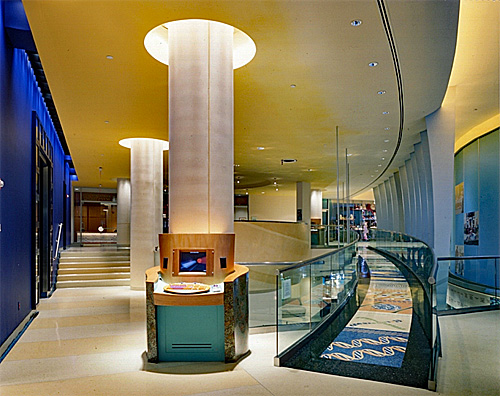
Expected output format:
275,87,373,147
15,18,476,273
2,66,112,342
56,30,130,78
146,264,249,307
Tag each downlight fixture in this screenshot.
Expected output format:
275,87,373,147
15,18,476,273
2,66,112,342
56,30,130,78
368,62,378,67
281,159,297,165
350,20,362,27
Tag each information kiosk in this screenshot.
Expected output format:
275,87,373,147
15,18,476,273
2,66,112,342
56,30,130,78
145,233,249,362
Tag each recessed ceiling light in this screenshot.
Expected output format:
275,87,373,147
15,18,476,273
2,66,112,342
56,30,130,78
347,153,352,157
383,149,388,152
375,170,379,172
234,164,240,167
381,157,385,160
382,111,389,115
350,20,362,27
307,169,313,172
106,55,113,60
276,188,279,191
257,147,265,150
385,127,390,130
377,90,386,95
290,84,296,88
378,164,382,167
261,191,265,194
384,139,389,142
370,175,374,178
104,120,109,124
368,62,378,67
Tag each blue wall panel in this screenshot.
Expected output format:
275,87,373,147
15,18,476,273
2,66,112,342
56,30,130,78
0,2,70,346
462,141,479,258
454,150,464,251
478,132,499,255
454,129,500,286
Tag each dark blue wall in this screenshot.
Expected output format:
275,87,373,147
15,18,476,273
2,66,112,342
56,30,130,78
0,2,70,346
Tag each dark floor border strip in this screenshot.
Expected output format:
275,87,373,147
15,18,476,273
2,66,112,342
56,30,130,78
0,310,39,364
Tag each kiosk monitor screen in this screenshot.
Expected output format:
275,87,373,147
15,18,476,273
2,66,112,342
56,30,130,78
179,251,207,273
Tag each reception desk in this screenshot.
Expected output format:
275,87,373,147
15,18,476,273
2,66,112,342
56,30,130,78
145,263,249,362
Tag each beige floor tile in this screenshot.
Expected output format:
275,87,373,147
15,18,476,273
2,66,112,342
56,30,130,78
0,367,258,396
5,333,146,361
29,311,145,329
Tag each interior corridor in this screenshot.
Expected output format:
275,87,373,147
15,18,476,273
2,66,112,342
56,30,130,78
0,281,498,395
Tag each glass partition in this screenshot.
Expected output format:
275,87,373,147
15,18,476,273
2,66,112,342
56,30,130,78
276,230,359,355
311,225,355,248
435,257,500,311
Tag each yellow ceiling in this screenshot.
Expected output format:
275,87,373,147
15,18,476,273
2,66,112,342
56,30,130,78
449,0,500,152
22,0,494,198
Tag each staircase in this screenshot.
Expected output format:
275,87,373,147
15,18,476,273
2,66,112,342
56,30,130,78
56,247,130,288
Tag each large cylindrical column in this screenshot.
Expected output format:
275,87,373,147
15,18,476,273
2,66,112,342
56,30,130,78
116,178,131,247
168,20,234,234
126,138,166,289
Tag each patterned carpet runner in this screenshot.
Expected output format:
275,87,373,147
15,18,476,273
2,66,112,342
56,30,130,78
320,248,412,367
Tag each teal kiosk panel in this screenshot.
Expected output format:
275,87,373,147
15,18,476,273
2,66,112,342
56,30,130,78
157,305,225,361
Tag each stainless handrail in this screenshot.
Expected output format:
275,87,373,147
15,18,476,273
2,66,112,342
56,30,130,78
438,255,500,260
53,222,63,260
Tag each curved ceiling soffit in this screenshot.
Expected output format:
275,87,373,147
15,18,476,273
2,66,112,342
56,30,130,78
351,0,404,198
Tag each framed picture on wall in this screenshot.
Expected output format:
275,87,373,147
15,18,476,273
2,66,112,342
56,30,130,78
464,211,479,245
455,182,464,214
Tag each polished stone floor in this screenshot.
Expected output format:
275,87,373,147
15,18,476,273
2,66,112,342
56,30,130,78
0,285,499,395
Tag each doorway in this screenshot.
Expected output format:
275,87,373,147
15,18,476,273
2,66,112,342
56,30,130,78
34,115,54,304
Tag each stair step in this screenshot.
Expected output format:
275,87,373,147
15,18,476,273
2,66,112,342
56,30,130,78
58,267,130,275
56,279,130,288
57,272,130,281
60,256,129,263
58,261,130,268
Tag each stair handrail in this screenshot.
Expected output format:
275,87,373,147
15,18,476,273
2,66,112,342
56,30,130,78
53,222,63,261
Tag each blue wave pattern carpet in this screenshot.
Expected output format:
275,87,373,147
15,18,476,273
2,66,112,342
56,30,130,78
320,249,412,368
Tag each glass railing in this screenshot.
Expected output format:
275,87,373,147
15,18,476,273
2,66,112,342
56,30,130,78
369,229,438,390
275,230,359,357
433,256,500,312
311,225,358,248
